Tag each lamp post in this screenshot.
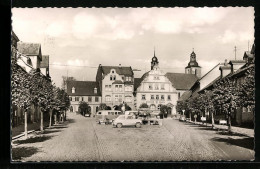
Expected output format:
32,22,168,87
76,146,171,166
182,109,185,116
122,101,126,119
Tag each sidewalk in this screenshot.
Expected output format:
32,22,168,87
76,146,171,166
12,121,49,139
186,120,254,137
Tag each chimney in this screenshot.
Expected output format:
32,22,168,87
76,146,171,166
94,87,97,94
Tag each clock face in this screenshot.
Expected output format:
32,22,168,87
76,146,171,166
190,62,194,66
153,58,156,61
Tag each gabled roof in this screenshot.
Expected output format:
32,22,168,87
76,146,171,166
67,81,101,96
178,90,192,101
100,66,133,76
39,55,49,68
11,30,19,42
165,73,198,90
17,42,42,60
229,60,246,64
134,78,142,91
112,80,124,84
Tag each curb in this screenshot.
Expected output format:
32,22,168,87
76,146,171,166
186,120,253,137
12,124,50,140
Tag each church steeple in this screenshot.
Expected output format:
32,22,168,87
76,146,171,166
151,48,159,70
185,49,201,78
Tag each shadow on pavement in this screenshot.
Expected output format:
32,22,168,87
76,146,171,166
13,135,53,144
211,137,254,150
53,125,68,129
12,146,39,160
42,129,61,134
216,131,249,137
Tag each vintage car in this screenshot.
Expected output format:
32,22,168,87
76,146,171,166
112,115,142,128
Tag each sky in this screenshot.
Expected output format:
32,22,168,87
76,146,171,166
12,7,254,87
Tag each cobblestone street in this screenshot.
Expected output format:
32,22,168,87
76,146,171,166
12,112,254,161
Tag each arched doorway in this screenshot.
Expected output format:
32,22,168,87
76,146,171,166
150,104,156,110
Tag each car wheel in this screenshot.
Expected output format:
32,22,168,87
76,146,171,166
135,122,141,128
116,123,122,128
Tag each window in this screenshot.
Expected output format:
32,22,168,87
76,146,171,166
71,97,75,101
98,112,102,115
119,85,122,91
110,75,113,80
142,95,146,100
156,95,159,100
151,95,154,100
75,97,80,101
126,77,129,81
105,95,111,102
125,86,132,91
72,87,75,93
129,77,132,81
109,85,112,91
115,85,118,92
111,112,114,115
119,95,122,102
82,97,84,101
168,95,171,100
112,70,114,73
113,75,116,80
149,84,153,90
154,76,160,80
161,84,165,90
88,96,92,102
178,92,180,99
95,97,99,102
70,97,72,101
155,84,159,90
161,95,165,100
125,96,131,102
115,95,119,102
105,85,108,91
108,112,111,115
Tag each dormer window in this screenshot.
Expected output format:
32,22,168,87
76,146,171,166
94,87,97,94
72,87,75,93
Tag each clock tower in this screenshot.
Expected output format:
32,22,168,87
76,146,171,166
185,49,201,78
151,50,159,70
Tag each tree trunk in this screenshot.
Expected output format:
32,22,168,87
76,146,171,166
54,113,57,125
64,110,66,121
49,109,52,128
211,110,215,129
189,113,191,121
40,109,44,132
228,115,232,133
24,111,28,138
61,112,64,123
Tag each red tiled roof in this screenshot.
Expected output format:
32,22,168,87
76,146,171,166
67,81,101,96
165,73,198,90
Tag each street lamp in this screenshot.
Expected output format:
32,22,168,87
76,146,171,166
122,101,126,118
182,109,185,116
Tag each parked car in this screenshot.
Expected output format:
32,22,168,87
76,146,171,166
179,115,186,122
219,119,227,125
85,113,91,117
96,110,122,124
112,115,142,128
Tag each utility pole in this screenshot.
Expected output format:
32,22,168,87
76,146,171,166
234,46,237,60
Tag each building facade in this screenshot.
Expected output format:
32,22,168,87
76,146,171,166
135,52,198,116
96,64,135,110
185,50,201,78
67,81,102,114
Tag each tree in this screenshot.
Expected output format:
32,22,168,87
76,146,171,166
160,105,168,118
11,63,35,138
139,103,149,109
79,101,89,116
99,103,107,110
115,103,131,111
61,76,76,90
